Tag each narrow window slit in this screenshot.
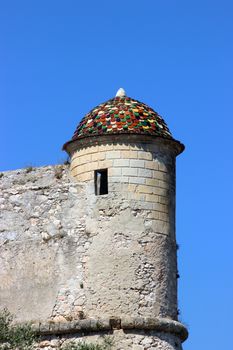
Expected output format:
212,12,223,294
95,169,108,195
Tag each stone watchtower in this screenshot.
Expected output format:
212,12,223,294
62,88,188,349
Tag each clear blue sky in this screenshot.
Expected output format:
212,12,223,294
1,1,233,349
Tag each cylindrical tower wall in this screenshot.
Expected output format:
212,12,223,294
68,136,180,321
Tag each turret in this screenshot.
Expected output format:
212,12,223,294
62,89,188,349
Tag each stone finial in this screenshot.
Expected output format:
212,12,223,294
115,88,126,97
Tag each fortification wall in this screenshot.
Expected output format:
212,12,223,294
0,161,186,349
0,158,178,320
0,165,88,323
70,139,177,240
69,139,178,320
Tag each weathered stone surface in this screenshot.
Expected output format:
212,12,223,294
0,136,185,349
34,327,184,350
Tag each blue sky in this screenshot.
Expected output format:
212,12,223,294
1,1,233,349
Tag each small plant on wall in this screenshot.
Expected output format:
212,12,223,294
0,309,114,350
0,308,37,350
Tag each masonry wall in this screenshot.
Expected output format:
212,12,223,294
35,329,184,350
69,139,178,320
0,145,186,349
0,165,88,323
70,141,176,237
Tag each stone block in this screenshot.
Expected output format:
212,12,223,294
138,168,153,178
159,162,168,172
145,160,159,170
145,178,160,187
158,196,170,205
109,176,129,183
148,187,166,196
128,176,146,184
86,161,99,172
121,150,138,159
79,319,92,330
159,180,170,189
71,166,83,177
84,145,100,155
70,157,79,170
106,151,121,159
134,317,144,328
159,212,169,221
121,316,134,329
113,159,130,167
78,154,92,165
127,184,137,192
96,318,111,330
77,172,92,182
39,323,50,334
153,202,169,213
136,185,159,194
122,168,138,176
138,151,153,160
91,152,106,162
153,170,169,181
147,210,160,219
130,159,145,168
59,322,73,333
136,201,154,210
145,194,159,203
128,192,145,201
108,168,122,176
98,160,113,169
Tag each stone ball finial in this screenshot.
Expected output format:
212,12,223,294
115,88,126,97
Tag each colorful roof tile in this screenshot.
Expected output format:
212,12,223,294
64,90,176,148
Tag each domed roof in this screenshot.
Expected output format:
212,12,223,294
63,89,178,150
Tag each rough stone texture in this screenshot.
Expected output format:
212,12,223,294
34,329,183,350
68,138,179,322
0,137,186,349
0,165,88,322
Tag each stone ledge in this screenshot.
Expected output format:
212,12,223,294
121,317,188,341
64,133,184,157
29,317,188,342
